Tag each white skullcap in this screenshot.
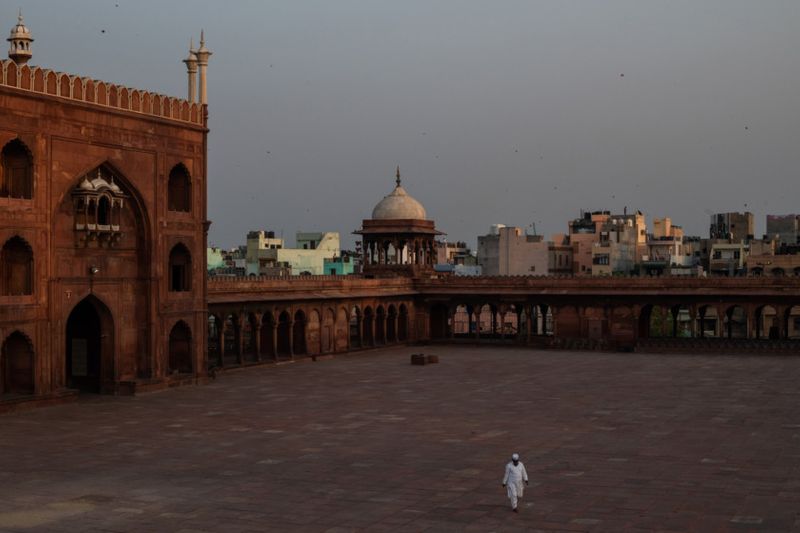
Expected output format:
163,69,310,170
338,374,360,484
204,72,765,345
511,453,519,461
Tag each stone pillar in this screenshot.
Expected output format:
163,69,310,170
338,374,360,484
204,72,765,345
551,306,559,339
236,320,245,365
272,323,279,361
689,305,697,338
288,321,295,359
525,305,532,343
499,311,507,341
216,327,225,367
671,307,679,337
254,316,262,361
473,309,481,343
448,307,456,340
745,305,753,339
777,306,788,339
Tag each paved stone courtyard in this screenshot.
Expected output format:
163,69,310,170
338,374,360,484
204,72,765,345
2,346,800,532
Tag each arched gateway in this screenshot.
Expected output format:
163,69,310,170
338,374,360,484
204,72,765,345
66,295,114,393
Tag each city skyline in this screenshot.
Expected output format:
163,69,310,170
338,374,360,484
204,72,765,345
12,1,800,248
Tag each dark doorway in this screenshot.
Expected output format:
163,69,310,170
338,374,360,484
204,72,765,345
66,297,110,393
168,321,192,374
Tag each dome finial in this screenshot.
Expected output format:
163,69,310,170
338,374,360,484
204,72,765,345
395,165,401,187
8,8,33,65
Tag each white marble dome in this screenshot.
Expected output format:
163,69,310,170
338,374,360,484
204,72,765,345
371,169,427,220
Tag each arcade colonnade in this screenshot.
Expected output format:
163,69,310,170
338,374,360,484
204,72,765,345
207,299,414,367
363,237,436,267
426,299,800,344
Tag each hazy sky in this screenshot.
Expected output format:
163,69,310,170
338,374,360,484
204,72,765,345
13,1,800,248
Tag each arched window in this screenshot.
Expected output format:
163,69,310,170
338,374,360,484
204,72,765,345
168,321,192,374
2,331,34,395
1,139,33,199
169,243,192,292
1,236,33,295
167,164,191,212
97,196,111,226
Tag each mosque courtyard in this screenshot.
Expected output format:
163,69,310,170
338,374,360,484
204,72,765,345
1,345,799,532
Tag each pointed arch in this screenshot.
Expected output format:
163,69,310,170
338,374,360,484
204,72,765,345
293,310,307,355
277,310,291,357
375,305,386,345
1,236,33,296
1,331,34,395
398,304,409,342
169,243,192,292
167,163,191,212
1,138,33,199
168,320,193,374
349,306,362,348
66,294,114,393
242,312,258,361
207,313,222,367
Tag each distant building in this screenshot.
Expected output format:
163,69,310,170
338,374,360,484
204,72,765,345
591,211,647,276
710,212,754,241
640,217,697,275
207,247,225,271
708,241,748,276
436,241,475,266
323,255,355,275
434,264,483,276
567,211,610,275
245,230,340,276
477,225,554,276
746,253,800,277
766,214,800,246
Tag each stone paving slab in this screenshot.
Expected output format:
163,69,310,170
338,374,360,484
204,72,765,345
2,346,800,531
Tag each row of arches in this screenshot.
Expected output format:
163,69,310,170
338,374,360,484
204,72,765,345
0,305,194,396
207,303,411,367
0,137,192,212
639,304,800,340
428,300,800,344
430,302,554,341
0,237,190,296
363,239,436,267
750,266,800,277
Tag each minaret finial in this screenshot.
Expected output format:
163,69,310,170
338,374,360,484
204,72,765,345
395,165,401,187
8,8,33,65
195,29,211,105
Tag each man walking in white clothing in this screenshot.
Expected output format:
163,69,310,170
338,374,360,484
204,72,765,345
502,453,529,512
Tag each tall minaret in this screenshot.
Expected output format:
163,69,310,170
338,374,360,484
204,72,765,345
7,9,33,65
195,30,212,105
182,38,198,102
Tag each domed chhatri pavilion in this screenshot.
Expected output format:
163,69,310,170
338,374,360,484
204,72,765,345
356,167,443,275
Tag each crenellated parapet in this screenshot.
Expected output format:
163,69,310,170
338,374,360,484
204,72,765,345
0,59,205,127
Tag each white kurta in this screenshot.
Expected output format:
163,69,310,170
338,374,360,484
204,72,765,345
502,461,528,509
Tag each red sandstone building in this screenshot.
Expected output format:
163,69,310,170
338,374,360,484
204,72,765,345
0,15,210,407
